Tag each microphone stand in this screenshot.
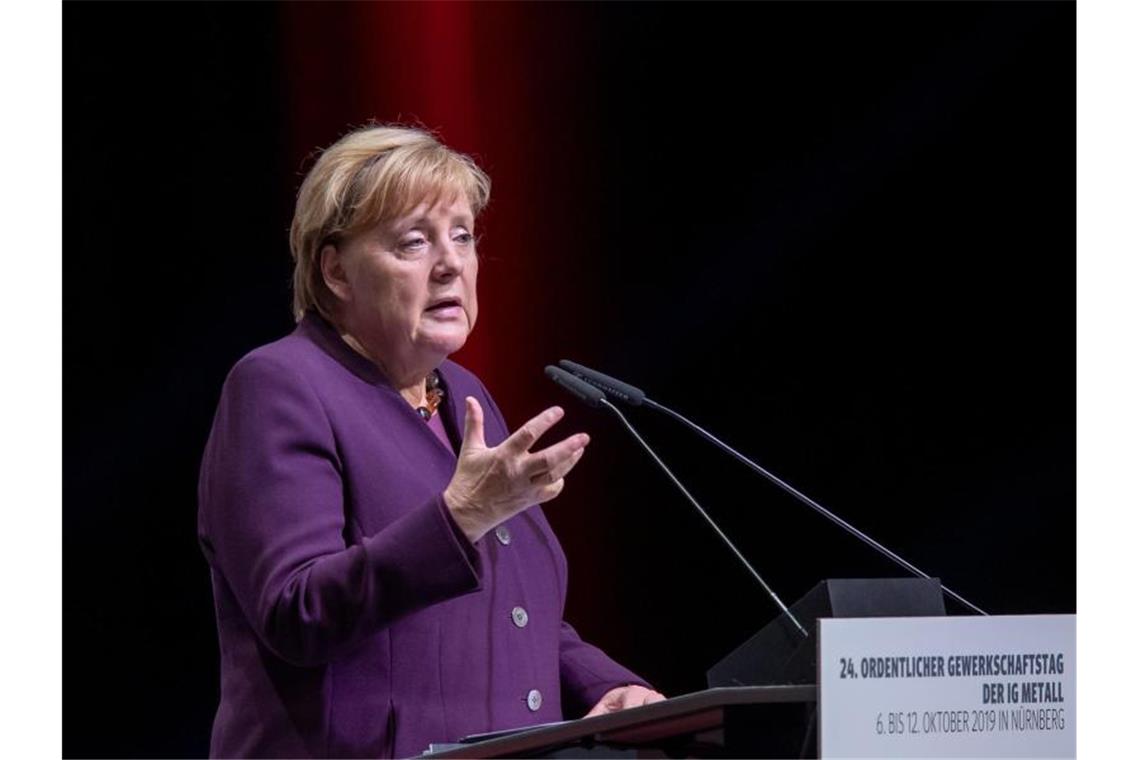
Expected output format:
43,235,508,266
546,365,809,637
600,398,810,638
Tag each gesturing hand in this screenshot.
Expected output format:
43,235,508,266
443,397,589,544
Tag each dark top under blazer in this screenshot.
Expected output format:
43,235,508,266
198,313,648,758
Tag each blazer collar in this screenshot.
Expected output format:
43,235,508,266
296,311,464,420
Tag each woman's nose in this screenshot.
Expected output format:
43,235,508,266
432,241,464,279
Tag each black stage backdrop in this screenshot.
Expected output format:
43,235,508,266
64,2,1074,757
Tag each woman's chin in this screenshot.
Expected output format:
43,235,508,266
416,330,469,361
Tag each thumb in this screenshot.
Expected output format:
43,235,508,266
460,396,486,451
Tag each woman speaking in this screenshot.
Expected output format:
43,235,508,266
197,125,663,758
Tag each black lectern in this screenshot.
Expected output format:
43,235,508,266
708,577,946,687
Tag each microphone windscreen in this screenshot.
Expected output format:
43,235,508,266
545,365,605,408
558,360,645,406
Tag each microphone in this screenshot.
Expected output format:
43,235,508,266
544,365,605,408
557,360,988,617
558,360,646,406
545,365,809,638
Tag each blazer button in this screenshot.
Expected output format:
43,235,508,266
511,606,529,628
527,689,543,712
495,525,512,545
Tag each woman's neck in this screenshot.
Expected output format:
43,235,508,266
339,331,429,408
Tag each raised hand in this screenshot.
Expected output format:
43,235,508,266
443,397,589,544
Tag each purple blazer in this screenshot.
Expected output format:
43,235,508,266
197,313,649,758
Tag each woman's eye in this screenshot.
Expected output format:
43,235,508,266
399,236,427,252
453,232,475,245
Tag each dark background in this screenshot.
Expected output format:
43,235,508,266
65,2,1074,757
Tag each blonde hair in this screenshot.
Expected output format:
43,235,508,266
289,124,491,322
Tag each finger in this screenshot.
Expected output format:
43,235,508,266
530,446,585,486
621,688,644,710
584,701,608,718
534,478,565,504
503,406,564,454
585,688,623,717
645,690,666,705
524,433,589,478
460,397,486,451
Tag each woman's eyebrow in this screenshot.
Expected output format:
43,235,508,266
398,214,472,228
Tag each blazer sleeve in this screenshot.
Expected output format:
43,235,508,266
197,353,483,667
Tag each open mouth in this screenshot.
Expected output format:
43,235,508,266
425,298,462,313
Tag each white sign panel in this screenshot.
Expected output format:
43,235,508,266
819,615,1074,758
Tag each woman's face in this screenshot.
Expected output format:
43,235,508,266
326,194,479,375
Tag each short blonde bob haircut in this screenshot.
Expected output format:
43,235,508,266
289,124,491,322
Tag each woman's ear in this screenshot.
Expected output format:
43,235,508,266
320,243,352,303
